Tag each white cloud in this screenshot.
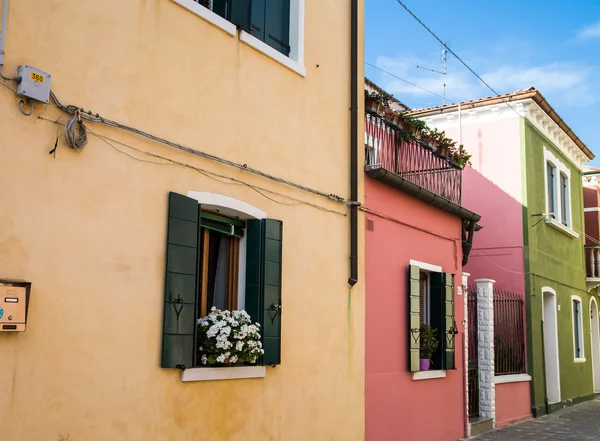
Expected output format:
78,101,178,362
577,20,600,39
370,55,598,108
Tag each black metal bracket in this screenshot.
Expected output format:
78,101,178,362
169,293,184,321
446,321,459,344
410,327,421,343
267,303,281,325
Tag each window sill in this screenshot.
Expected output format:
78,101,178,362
181,366,266,382
574,358,586,363
239,31,306,77
171,0,237,36
545,217,579,238
412,370,446,381
494,374,531,384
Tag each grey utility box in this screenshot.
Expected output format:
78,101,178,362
16,65,51,104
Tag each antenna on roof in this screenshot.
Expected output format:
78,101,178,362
417,46,448,105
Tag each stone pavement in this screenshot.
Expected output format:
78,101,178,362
467,398,600,440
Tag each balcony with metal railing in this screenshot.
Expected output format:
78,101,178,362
585,245,600,291
364,111,466,209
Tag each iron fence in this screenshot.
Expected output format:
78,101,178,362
467,290,479,418
493,288,526,375
364,113,462,204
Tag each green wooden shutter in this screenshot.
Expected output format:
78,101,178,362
249,0,266,41
409,265,421,372
212,0,227,19
245,218,283,366
265,0,290,55
444,273,456,370
229,0,251,30
161,192,199,369
429,272,445,369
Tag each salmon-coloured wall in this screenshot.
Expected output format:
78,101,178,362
365,177,465,441
495,382,532,427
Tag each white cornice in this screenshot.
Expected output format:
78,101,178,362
418,98,588,170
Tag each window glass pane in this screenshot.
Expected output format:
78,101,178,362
547,162,555,217
419,273,428,326
573,300,581,358
560,174,568,226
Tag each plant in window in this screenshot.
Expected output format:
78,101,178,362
419,324,439,371
197,308,264,366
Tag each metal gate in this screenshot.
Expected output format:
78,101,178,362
467,291,479,418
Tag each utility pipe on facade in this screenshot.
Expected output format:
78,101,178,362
348,0,359,287
0,0,17,81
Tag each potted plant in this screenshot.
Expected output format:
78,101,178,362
197,307,265,366
410,118,428,139
364,90,391,115
419,324,439,371
450,144,472,168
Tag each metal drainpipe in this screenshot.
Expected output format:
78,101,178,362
0,0,8,68
348,0,358,287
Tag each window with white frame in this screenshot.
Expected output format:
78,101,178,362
185,0,304,68
544,147,571,228
572,297,584,360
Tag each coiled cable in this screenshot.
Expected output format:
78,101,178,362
64,110,87,152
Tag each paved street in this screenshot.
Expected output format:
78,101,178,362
469,398,600,440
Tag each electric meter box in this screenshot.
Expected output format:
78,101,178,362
0,280,32,332
16,65,51,104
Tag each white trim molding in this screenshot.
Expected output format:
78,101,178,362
181,366,266,382
409,260,443,273
494,374,532,384
240,31,306,77
412,370,446,381
584,207,600,213
544,217,579,238
186,191,266,220
419,98,589,169
171,0,237,36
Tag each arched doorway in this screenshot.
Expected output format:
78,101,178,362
590,298,600,393
542,288,561,404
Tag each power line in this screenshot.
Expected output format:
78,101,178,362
365,61,453,103
393,0,501,97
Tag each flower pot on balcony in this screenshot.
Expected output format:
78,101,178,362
365,98,378,114
419,358,431,371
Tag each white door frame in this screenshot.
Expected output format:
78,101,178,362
590,297,600,393
542,287,561,404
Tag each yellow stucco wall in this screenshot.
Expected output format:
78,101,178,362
0,1,365,440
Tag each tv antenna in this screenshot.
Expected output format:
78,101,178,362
417,47,448,105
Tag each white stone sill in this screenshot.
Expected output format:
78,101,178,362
171,0,237,36
574,358,587,363
494,374,531,384
545,217,579,238
412,370,446,381
181,366,266,382
240,31,306,77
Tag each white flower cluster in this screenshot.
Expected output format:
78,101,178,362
197,307,265,365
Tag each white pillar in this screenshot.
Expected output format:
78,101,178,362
475,278,495,424
462,273,470,437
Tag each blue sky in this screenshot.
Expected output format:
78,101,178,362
365,0,600,164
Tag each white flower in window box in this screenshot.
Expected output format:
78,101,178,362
197,307,264,366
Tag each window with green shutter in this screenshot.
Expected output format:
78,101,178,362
198,0,291,56
408,263,456,372
161,192,283,370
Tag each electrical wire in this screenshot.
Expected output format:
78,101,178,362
64,111,88,151
49,90,348,206
37,116,347,217
393,0,501,97
365,61,455,103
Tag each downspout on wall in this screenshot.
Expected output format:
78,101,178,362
348,0,358,287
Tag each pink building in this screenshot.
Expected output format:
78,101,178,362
364,83,480,441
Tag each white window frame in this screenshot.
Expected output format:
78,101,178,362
409,260,445,379
571,295,585,362
172,0,306,77
543,147,577,237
